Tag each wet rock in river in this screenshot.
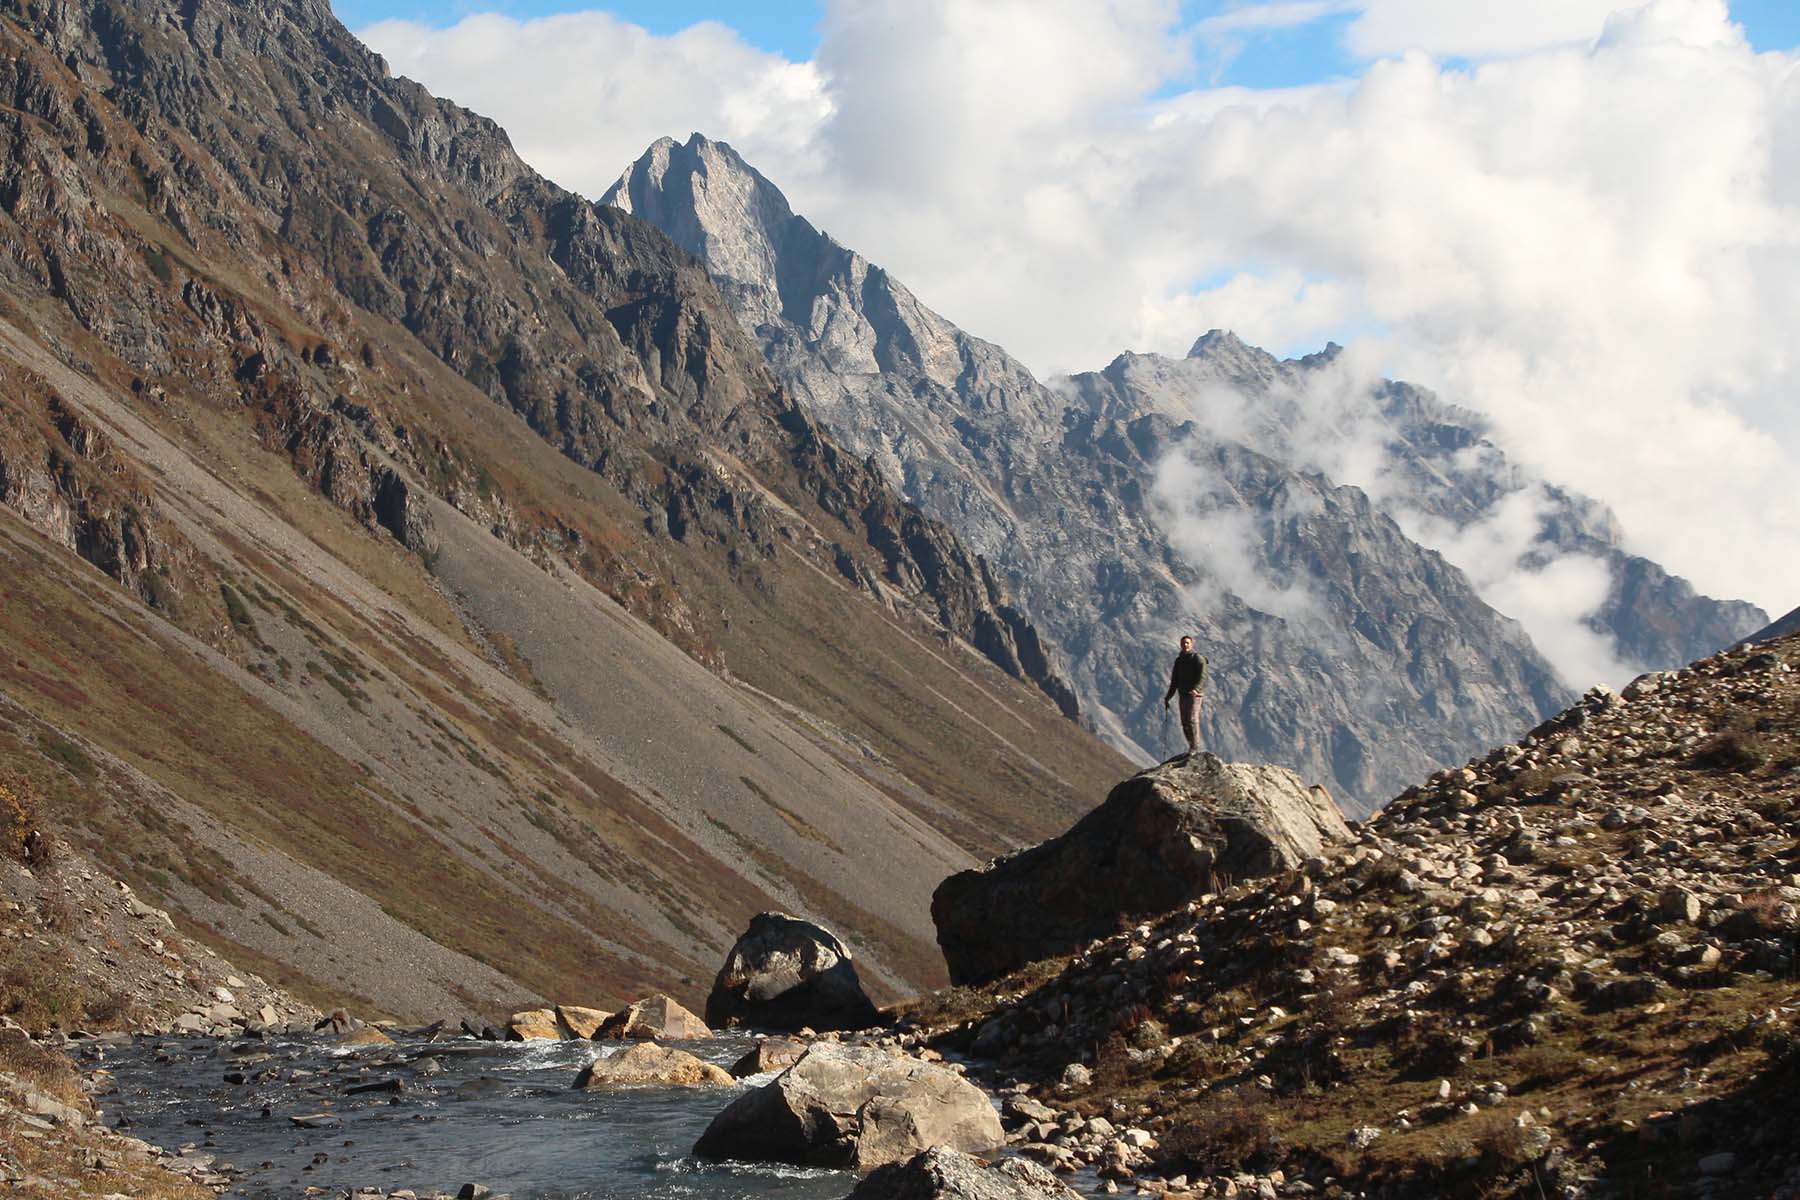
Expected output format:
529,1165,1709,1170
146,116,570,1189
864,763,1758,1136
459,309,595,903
596,994,712,1041
729,1036,809,1078
572,1042,733,1089
694,1042,1004,1170
847,1145,1080,1198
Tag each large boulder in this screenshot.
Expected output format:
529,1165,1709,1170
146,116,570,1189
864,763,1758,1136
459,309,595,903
848,1147,1081,1199
706,912,880,1032
693,1043,1004,1170
572,1042,733,1089
932,754,1352,984
596,994,712,1041
555,1005,612,1039
506,1008,561,1041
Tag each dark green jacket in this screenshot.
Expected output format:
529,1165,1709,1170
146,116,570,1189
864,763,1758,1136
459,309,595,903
1164,650,1207,701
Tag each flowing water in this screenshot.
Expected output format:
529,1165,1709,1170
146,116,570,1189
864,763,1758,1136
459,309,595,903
86,1031,860,1199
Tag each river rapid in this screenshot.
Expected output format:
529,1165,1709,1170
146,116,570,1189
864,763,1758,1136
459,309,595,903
84,1030,861,1199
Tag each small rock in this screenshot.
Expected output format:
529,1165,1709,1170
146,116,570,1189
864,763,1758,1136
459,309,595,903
1697,1151,1737,1176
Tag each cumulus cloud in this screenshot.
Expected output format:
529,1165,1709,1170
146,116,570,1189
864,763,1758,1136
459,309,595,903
1150,450,1328,626
1140,345,1641,689
356,0,1800,624
1343,0,1632,58
359,12,828,198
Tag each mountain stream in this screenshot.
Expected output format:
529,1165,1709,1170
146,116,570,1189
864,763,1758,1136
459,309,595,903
87,1031,872,1199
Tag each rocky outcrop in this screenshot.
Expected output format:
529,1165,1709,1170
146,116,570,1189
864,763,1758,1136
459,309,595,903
706,912,881,1032
693,1043,1005,1170
847,1147,1080,1199
596,994,712,1041
905,632,1800,1198
572,1042,732,1089
932,754,1352,985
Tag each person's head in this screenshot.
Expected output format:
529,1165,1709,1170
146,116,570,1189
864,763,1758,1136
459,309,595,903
1179,635,1193,652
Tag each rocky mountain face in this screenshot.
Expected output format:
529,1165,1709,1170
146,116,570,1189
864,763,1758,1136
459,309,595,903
0,0,1130,1022
609,136,1575,811
906,633,1800,1198
607,134,1765,813
1074,333,1768,675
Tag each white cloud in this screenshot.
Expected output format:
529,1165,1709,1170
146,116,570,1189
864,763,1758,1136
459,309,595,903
357,0,1800,622
1344,0,1634,59
1138,346,1642,689
1195,2,1350,38
1150,449,1328,626
359,12,829,199
1393,489,1634,688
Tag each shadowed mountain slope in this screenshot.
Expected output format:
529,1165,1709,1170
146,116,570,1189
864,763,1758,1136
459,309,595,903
0,0,1127,1020
1752,606,1800,644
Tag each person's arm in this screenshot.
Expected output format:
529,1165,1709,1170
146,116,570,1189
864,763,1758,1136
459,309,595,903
1164,658,1178,705
1197,656,1207,691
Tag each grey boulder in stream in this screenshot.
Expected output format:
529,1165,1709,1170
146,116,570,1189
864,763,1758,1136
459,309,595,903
693,1043,1004,1169
846,1146,1080,1198
706,912,880,1032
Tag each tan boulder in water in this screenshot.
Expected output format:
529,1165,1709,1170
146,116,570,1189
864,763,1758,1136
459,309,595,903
506,1008,561,1041
555,1004,613,1039
573,1042,733,1089
729,1036,809,1078
317,1008,395,1047
596,994,711,1041
849,1147,1081,1199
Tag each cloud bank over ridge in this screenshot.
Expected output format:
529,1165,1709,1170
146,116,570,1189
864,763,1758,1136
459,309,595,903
360,0,1800,621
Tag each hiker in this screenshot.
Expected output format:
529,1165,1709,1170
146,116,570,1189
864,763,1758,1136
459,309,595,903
1162,634,1207,756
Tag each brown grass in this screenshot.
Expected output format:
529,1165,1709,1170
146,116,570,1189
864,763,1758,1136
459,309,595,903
0,943,85,1030
0,772,40,862
1157,1088,1282,1176
0,1026,83,1105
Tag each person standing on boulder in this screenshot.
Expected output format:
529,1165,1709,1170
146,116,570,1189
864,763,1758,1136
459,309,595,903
1163,635,1207,756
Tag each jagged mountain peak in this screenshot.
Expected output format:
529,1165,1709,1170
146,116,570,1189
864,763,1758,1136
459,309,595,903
1185,328,1252,358
607,134,1053,414
604,132,805,315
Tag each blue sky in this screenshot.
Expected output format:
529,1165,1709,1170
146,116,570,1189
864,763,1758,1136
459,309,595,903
336,1,1800,86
